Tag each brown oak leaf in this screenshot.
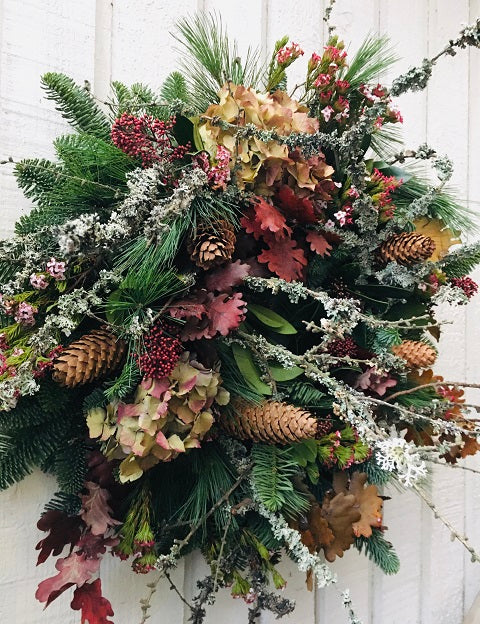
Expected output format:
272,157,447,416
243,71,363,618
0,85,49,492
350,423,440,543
332,472,383,538
321,492,360,562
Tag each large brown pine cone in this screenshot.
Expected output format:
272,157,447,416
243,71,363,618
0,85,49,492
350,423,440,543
392,340,437,369
378,232,436,265
218,400,318,444
188,219,236,270
52,328,126,387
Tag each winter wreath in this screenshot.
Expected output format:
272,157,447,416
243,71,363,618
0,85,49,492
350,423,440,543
2,9,480,624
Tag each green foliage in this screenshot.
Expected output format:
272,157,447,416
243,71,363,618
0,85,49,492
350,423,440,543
355,528,400,574
251,444,310,517
44,491,82,515
372,327,402,352
41,73,111,140
288,381,332,411
317,427,370,468
231,342,272,396
342,35,397,89
0,381,86,491
440,242,480,277
160,71,190,105
174,442,241,538
106,267,188,328
109,81,168,119
53,440,88,495
173,13,264,111
215,342,264,404
104,360,141,402
362,458,392,486
15,134,134,235
389,172,475,232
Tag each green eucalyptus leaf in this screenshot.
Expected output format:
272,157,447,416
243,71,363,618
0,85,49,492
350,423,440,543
248,304,297,335
269,364,303,382
231,343,272,396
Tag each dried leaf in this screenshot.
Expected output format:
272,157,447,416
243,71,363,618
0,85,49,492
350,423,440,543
71,579,114,624
275,185,316,224
36,510,83,565
414,217,461,262
204,260,251,292
207,292,247,336
348,473,383,538
321,492,360,562
305,230,332,256
36,553,100,605
258,236,307,282
80,482,121,536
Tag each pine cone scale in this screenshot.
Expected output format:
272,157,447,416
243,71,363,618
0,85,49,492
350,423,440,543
378,232,436,266
52,328,126,387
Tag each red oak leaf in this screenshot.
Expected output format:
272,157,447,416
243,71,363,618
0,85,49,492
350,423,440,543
204,260,251,292
275,185,317,224
71,579,114,624
36,552,100,605
258,237,307,282
36,510,83,565
81,482,121,537
207,292,247,336
241,197,292,240
168,299,207,320
77,532,119,560
305,230,332,257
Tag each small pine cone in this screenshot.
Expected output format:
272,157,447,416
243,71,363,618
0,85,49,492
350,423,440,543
378,232,436,266
392,340,437,369
188,219,236,270
219,400,318,444
52,328,126,387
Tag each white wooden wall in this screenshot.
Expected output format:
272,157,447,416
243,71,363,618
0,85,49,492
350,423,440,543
1,1,480,622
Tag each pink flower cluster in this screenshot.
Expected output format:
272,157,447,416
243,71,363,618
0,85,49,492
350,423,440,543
194,145,231,190
46,257,66,280
276,42,304,64
111,113,189,168
370,168,402,220
14,302,37,326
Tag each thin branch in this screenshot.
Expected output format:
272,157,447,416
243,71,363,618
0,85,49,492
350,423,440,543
164,569,194,611
386,381,480,403
413,484,480,563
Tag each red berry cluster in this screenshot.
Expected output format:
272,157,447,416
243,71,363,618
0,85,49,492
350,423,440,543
327,337,361,359
111,113,189,168
317,415,332,437
136,323,182,380
450,276,479,299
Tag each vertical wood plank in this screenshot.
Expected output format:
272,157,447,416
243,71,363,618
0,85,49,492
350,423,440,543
110,0,197,86
463,0,480,616
419,2,470,623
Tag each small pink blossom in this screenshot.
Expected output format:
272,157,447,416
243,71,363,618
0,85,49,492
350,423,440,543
321,105,335,122
14,302,37,326
314,73,331,88
30,273,49,290
0,333,8,351
276,42,304,64
46,257,66,281
0,354,7,375
11,348,25,357
308,52,322,69
355,367,397,396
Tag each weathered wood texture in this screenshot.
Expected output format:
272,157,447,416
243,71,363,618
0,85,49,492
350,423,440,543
1,1,480,622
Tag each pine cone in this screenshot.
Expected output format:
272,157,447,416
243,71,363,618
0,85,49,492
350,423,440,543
188,219,236,270
52,328,126,387
219,400,318,444
378,232,436,266
392,340,437,369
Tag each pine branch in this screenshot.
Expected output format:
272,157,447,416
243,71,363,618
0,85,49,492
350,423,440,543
342,35,397,89
439,242,480,277
173,13,265,112
160,72,190,105
41,73,111,140
251,444,310,517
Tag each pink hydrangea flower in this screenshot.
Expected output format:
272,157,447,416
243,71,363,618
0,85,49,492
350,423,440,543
321,105,335,122
30,273,49,290
46,257,66,280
